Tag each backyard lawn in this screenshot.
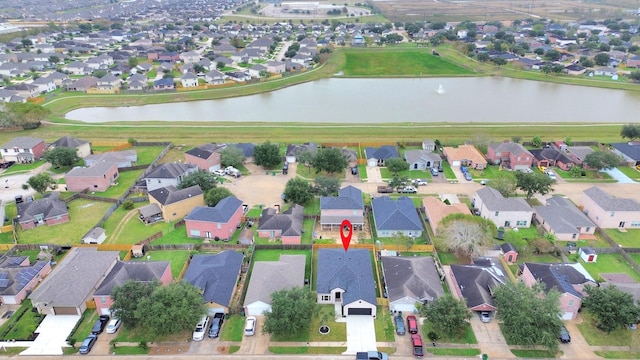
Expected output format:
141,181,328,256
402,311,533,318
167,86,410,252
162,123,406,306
252,249,311,280
102,203,176,245
152,227,203,245
16,199,113,245
603,229,640,247
577,312,634,346
580,254,640,282
90,169,144,199
129,250,191,278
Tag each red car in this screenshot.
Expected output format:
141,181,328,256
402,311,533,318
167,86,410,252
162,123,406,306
407,315,418,334
411,334,424,357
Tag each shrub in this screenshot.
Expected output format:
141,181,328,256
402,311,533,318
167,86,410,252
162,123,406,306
122,200,134,210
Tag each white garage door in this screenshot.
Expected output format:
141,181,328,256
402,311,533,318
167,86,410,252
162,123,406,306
561,312,574,320
452,160,461,167
391,304,416,314
367,159,377,167
100,308,111,315
246,304,271,317
208,307,225,315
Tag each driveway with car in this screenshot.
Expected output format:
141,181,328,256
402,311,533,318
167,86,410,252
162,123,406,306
344,316,376,354
469,316,512,359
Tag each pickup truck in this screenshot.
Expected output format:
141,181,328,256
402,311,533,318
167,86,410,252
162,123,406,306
398,186,417,194
377,186,394,193
356,351,389,360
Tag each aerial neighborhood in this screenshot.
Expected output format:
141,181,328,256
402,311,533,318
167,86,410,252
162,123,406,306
0,0,640,359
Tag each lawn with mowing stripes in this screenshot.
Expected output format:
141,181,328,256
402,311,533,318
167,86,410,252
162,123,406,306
341,48,475,77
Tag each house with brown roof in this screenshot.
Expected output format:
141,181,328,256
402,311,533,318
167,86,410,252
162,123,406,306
258,204,304,244
148,185,204,223
442,144,487,169
486,142,533,171
423,197,471,235
65,162,119,192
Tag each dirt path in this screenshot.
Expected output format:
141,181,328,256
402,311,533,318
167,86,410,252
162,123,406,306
109,209,138,243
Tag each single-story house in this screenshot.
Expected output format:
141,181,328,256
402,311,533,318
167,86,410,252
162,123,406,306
65,162,119,192
472,187,533,228
0,256,51,305
184,143,224,172
364,145,399,167
533,197,596,241
442,144,487,169
183,251,244,314
404,149,442,171
0,137,46,163
49,136,91,158
381,256,444,314
153,78,175,90
316,248,377,317
148,185,204,223
611,142,640,166
243,254,305,316
372,196,423,238
30,247,119,315
530,147,574,170
582,186,640,229
17,193,69,230
320,185,364,231
423,197,472,236
185,196,244,240
449,257,507,312
257,204,304,244
285,142,317,163
144,163,198,192
84,150,137,168
486,142,534,171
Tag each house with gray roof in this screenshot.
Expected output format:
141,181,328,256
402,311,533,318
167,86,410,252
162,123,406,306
449,257,507,312
93,261,172,315
258,204,304,244
320,185,364,231
0,256,51,305
50,136,91,158
144,162,198,191
381,256,444,313
65,161,119,192
404,149,442,171
582,186,640,229
184,143,224,172
0,136,46,163
185,196,244,241
17,193,69,230
285,142,317,163
365,145,399,166
183,251,244,314
472,187,533,228
520,262,595,320
85,150,137,168
534,197,596,241
148,185,205,223
30,247,119,315
316,248,377,317
243,254,305,316
371,196,423,238
611,142,640,166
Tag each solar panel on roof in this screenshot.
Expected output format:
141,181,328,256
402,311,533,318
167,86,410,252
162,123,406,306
0,272,8,279
8,257,24,266
0,279,9,287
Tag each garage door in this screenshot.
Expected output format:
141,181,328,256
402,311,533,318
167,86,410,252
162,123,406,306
348,308,372,316
452,161,461,167
208,307,225,315
561,312,574,320
100,308,111,315
53,307,78,315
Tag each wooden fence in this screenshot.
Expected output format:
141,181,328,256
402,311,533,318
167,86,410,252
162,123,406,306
0,225,13,234
136,231,163,246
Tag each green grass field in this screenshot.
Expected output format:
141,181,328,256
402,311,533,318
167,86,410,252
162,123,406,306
220,314,244,341
577,312,633,346
580,254,640,282
604,229,640,247
341,48,475,77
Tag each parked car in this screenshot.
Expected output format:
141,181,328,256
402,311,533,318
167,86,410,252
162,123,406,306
411,334,424,357
464,172,473,181
105,318,121,334
394,315,406,335
208,312,225,338
480,311,491,323
398,186,418,194
0,161,15,170
192,315,209,341
91,315,110,334
413,179,427,186
355,351,389,360
79,334,98,354
14,195,23,204
212,169,226,176
545,170,557,180
438,164,443,172
407,315,418,334
559,326,571,343
351,166,358,175
245,316,257,336
430,167,439,176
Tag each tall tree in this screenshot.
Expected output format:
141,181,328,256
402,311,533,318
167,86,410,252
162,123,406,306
514,171,555,200
583,151,620,171
420,294,471,338
531,136,543,148
111,281,159,328
435,214,496,257
254,141,281,169
205,187,234,207
314,176,340,196
312,148,348,174
388,175,409,191
43,147,79,167
296,149,316,174
594,52,610,66
621,124,640,141
178,170,218,192
283,178,314,205
220,146,245,168
27,173,56,194
3,102,50,129
583,285,640,333
488,172,517,197
495,282,562,354
385,158,409,175
263,287,316,337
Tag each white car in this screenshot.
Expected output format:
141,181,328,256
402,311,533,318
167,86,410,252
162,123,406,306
545,170,557,180
413,179,427,186
212,169,226,176
192,315,209,341
105,318,121,334
244,316,257,336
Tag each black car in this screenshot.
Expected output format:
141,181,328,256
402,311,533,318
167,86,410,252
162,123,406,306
559,326,571,343
351,166,358,175
208,312,225,338
79,334,97,354
91,315,110,334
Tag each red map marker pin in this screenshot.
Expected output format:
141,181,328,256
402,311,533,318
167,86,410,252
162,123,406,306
340,219,352,252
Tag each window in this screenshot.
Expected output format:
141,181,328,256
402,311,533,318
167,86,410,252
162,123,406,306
204,231,211,238
321,295,331,301
190,229,201,236
516,220,527,226
100,296,107,304
517,156,521,161
495,211,499,217
34,214,44,223
93,184,98,188
568,299,574,307
495,152,501,156
631,222,640,227
217,223,221,229
586,227,591,232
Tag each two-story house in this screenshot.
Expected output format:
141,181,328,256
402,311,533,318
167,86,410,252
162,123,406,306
319,186,364,231
486,142,534,171
472,187,533,228
184,143,224,172
582,186,640,229
185,196,244,240
1,137,46,163
148,185,204,223
144,163,198,192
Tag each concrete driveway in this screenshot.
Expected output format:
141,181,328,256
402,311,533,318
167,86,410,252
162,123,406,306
469,316,512,359
344,316,376,355
236,316,269,355
601,168,635,183
19,315,80,355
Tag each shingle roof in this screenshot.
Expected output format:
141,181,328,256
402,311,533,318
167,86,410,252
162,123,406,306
612,142,640,161
258,204,304,236
1,137,44,149
94,261,170,296
17,194,68,222
488,142,532,156
450,258,507,309
145,163,196,179
381,256,444,304
372,196,423,232
476,187,532,212
530,148,572,163
523,262,595,298
316,249,377,306
320,185,363,210
364,145,398,160
51,136,89,148
404,149,441,165
185,196,243,223
30,248,119,308
286,142,317,157
149,185,203,206
185,143,224,159
534,197,595,234
0,259,48,296
66,161,116,177
243,255,305,308
583,186,640,211
182,251,244,306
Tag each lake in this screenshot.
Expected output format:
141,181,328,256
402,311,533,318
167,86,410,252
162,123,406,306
65,77,640,123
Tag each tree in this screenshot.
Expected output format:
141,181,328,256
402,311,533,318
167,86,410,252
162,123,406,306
531,136,542,148
205,187,234,207
491,57,507,66
388,175,409,192
254,141,281,169
3,102,50,129
312,148,348,174
434,214,497,257
27,173,55,194
514,172,555,200
583,151,620,171
533,48,545,56
594,53,610,66
43,147,79,167
128,57,139,68
283,178,314,205
583,285,640,333
384,158,409,175
111,281,159,328
193,64,205,74
621,124,640,141
136,281,207,337
495,282,562,354
543,49,561,61
48,55,60,64
178,171,218,192
314,176,340,196
476,52,489,62
296,150,316,174
263,287,316,337
629,71,640,82
488,172,517,197
220,146,245,168
419,294,470,338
